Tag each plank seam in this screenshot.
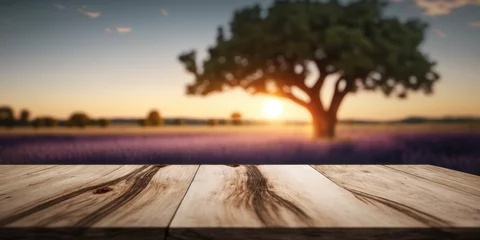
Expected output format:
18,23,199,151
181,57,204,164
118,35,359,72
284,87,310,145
308,164,353,193
163,164,201,240
308,165,337,180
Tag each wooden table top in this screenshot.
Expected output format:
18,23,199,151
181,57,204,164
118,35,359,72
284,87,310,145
0,164,479,240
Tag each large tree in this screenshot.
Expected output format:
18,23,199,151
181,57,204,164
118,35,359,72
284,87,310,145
178,0,440,138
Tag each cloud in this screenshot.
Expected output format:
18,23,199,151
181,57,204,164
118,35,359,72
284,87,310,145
434,29,447,38
104,27,133,34
115,27,132,33
390,0,404,2
414,0,480,16
54,4,66,10
160,9,168,16
81,5,87,9
470,21,480,27
77,8,100,18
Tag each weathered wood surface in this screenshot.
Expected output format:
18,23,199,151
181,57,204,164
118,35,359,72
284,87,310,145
0,164,479,240
311,165,480,228
386,164,480,197
167,165,480,240
0,165,199,240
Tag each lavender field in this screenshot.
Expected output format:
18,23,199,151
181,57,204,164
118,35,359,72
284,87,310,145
1,125,479,175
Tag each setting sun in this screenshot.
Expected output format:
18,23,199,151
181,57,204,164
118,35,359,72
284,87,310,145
263,99,283,119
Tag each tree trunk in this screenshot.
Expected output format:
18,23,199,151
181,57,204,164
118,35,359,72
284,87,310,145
308,101,337,139
309,77,349,139
311,114,336,139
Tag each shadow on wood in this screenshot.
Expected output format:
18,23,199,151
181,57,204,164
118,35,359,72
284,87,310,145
1,227,479,240
166,227,480,240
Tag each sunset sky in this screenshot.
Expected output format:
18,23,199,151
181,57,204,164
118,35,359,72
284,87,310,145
0,0,479,121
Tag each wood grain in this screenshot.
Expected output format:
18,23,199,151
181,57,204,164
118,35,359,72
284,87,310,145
1,164,479,240
0,165,199,240
167,164,476,240
386,165,480,197
311,165,480,228
0,165,59,185
0,165,124,214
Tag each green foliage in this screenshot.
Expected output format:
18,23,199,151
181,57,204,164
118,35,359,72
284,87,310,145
65,121,74,128
67,112,90,128
0,106,15,128
98,118,111,128
31,118,45,128
138,110,163,127
231,112,242,126
31,117,57,128
138,119,148,127
147,110,163,126
89,119,99,126
207,119,217,126
19,109,30,126
178,0,439,110
44,117,58,127
173,118,184,126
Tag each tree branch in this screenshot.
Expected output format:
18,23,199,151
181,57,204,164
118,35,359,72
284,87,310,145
328,75,351,118
287,76,310,97
311,74,326,95
282,58,311,95
311,60,327,94
307,60,329,114
275,90,309,108
251,88,309,108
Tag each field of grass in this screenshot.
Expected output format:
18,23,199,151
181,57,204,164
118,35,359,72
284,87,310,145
1,123,479,175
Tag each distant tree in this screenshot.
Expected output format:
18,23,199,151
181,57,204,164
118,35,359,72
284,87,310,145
44,117,58,127
218,119,227,125
30,117,56,128
19,109,30,126
0,106,15,128
138,119,148,127
31,118,45,128
147,110,163,126
98,118,111,128
231,112,242,126
207,119,217,126
65,121,74,128
67,112,90,128
178,0,440,138
89,119,99,126
173,118,184,126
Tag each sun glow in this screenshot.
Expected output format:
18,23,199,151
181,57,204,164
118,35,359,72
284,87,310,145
263,99,283,119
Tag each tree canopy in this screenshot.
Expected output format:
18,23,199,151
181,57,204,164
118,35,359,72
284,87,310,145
147,110,163,126
0,106,15,128
178,0,440,138
231,112,242,125
67,112,90,128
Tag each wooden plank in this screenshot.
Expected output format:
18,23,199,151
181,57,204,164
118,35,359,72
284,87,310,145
0,165,124,209
311,165,480,227
386,165,480,197
0,165,199,240
166,165,480,240
0,165,59,182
